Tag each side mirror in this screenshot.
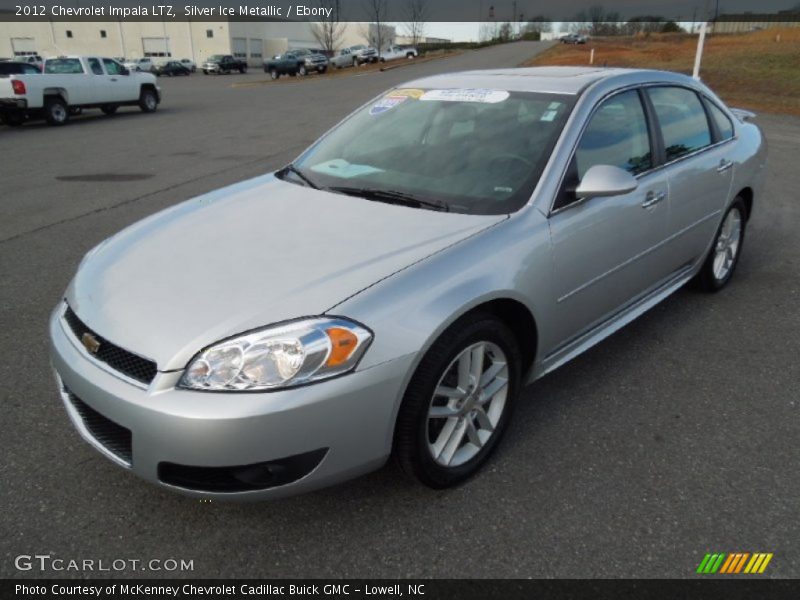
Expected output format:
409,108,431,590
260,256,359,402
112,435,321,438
119,67,130,75
575,164,638,198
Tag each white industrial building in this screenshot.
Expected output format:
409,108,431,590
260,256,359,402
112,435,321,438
0,20,385,66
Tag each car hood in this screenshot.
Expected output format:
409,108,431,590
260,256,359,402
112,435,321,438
66,174,505,371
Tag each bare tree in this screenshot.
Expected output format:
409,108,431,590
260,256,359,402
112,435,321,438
363,0,389,55
309,0,344,56
403,0,428,46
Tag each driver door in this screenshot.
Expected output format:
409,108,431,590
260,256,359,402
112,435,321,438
547,88,674,342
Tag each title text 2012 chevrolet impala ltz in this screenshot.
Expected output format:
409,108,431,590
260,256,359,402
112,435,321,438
50,67,767,499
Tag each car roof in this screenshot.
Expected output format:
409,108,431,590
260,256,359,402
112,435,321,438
401,66,696,96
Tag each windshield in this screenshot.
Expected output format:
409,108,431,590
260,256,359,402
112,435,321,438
290,88,574,215
208,55,224,61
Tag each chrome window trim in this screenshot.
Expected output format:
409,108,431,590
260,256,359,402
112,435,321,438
548,82,737,217
58,302,152,390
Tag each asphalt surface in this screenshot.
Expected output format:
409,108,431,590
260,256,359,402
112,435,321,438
1,40,798,579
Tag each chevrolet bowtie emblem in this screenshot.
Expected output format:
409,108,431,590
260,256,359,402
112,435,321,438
81,332,101,354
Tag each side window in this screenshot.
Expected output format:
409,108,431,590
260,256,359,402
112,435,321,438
88,58,104,75
648,87,711,161
102,59,121,75
575,89,653,180
22,64,39,74
706,100,734,141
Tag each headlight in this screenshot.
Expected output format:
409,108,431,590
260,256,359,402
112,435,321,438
179,317,372,392
304,58,313,64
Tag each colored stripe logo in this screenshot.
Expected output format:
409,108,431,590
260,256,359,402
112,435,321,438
696,552,773,574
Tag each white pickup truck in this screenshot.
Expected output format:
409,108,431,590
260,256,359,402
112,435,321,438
0,55,160,126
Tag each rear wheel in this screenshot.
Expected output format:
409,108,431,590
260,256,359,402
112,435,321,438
239,66,247,74
298,65,307,76
270,68,279,80
394,313,521,488
100,105,118,115
44,97,69,126
353,58,359,67
138,88,158,113
695,198,747,291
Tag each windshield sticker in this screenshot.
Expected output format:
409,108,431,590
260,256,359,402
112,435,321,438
390,88,425,99
310,159,384,179
369,95,409,115
420,89,510,104
540,110,558,122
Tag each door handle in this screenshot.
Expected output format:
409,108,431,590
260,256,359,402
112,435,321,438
110,78,118,82
642,190,666,209
717,159,733,173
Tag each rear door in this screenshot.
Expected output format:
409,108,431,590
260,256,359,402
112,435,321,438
85,57,117,102
548,88,673,341
644,86,735,270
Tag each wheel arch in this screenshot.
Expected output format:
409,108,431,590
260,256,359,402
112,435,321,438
43,87,68,104
736,186,754,220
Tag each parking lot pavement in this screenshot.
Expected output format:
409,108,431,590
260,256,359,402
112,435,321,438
1,41,798,579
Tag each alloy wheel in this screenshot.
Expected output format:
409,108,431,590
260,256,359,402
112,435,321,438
426,341,509,467
713,208,742,281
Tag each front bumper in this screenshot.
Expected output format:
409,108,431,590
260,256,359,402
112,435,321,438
49,305,414,500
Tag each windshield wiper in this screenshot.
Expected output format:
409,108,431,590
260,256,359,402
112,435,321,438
327,186,449,212
280,164,318,189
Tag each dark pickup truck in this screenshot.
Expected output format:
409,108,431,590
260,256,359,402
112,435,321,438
263,49,328,79
201,55,248,75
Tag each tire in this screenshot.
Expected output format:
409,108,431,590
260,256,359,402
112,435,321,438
100,105,118,115
319,67,327,74
394,313,521,488
239,66,246,74
695,198,747,292
407,53,415,59
203,70,208,75
44,96,69,126
298,65,307,76
0,111,25,126
353,58,359,67
138,88,158,113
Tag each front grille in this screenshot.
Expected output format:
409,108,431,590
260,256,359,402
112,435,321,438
67,390,133,465
63,306,158,385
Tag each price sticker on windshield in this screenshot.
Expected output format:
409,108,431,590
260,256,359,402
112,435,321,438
420,89,510,103
369,95,409,115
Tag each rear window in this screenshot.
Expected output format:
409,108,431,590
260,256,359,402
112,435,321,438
44,59,84,74
706,100,735,141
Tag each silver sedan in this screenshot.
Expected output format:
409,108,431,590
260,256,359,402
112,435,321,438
50,67,767,499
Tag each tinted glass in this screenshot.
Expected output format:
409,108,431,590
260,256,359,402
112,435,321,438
575,90,652,179
292,90,574,215
88,58,103,75
649,87,711,160
102,59,121,75
706,100,734,140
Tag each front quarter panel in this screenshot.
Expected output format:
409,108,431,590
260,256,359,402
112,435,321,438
330,209,554,435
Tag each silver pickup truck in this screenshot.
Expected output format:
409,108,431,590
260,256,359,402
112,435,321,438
0,55,160,126
330,45,378,68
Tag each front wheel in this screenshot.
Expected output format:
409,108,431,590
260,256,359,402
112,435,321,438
394,313,521,488
44,97,69,126
298,65,307,76
695,198,747,291
138,88,158,113
269,68,279,80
